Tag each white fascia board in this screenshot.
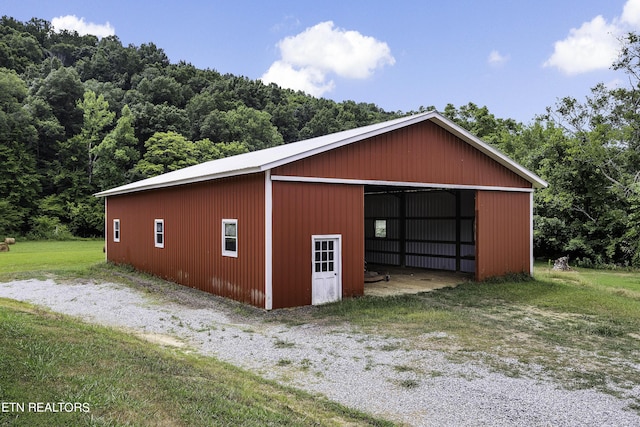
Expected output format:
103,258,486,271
271,175,535,193
94,167,263,197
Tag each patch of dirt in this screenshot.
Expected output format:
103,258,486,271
135,332,186,348
515,305,584,322
105,270,256,312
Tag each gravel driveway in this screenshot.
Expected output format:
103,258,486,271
1,278,639,427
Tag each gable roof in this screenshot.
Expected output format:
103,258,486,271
95,110,547,197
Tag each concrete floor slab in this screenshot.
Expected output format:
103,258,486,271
364,265,473,297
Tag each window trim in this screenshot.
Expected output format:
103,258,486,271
113,219,120,242
222,219,238,258
154,219,164,248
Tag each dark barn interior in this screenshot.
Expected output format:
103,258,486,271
364,187,476,275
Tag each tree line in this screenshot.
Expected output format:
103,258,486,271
1,16,639,267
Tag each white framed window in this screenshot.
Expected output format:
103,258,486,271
113,219,120,242
222,219,237,257
154,219,164,248
374,219,387,238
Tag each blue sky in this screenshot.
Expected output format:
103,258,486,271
4,0,640,123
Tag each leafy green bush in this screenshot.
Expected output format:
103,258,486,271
26,216,74,240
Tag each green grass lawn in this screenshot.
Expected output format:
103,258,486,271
578,267,640,294
0,298,390,427
0,240,105,279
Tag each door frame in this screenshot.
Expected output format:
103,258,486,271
311,234,342,305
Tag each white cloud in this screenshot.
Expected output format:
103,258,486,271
51,15,115,38
544,16,620,75
487,50,509,67
544,0,640,75
261,61,335,97
622,0,640,27
261,21,395,96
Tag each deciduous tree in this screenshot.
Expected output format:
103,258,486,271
134,131,198,178
92,104,140,190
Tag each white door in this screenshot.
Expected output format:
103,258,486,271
311,235,342,305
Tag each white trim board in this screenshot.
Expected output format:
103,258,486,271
271,175,535,193
530,192,534,276
264,170,273,310
104,198,108,260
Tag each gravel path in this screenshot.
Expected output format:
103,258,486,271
1,278,639,426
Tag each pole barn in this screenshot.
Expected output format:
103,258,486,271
96,111,547,309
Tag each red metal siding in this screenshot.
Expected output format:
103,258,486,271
106,173,266,307
476,191,531,280
272,181,364,309
273,121,531,189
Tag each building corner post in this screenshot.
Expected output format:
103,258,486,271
104,197,108,260
530,191,534,277
265,170,273,310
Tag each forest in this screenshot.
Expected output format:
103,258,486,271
1,16,640,267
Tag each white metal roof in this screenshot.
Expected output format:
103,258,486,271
95,110,547,197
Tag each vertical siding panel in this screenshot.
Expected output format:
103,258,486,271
272,181,364,309
106,173,266,308
476,191,531,280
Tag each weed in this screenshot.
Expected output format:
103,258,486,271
380,343,401,352
629,403,640,413
398,379,420,389
274,338,295,349
300,359,312,370
364,357,375,371
587,323,627,337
